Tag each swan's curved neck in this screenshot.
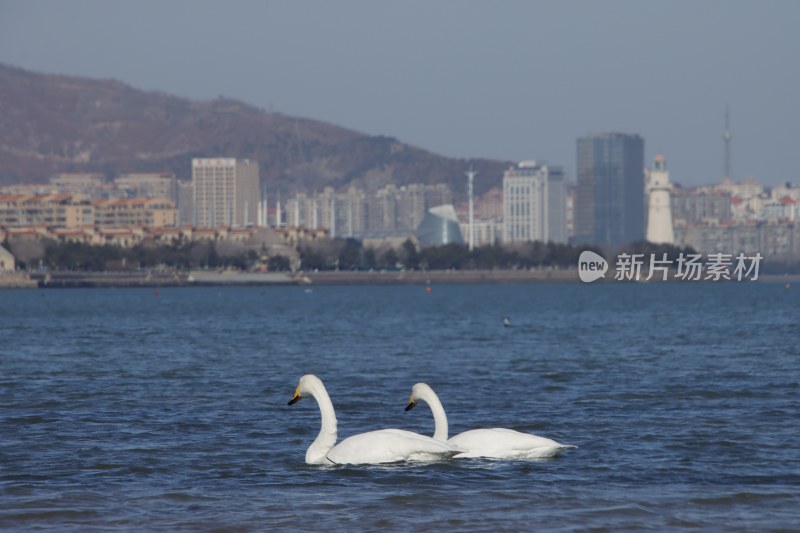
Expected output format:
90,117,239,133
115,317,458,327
307,382,338,464
422,389,449,441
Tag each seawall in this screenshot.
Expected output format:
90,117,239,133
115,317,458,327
304,269,579,285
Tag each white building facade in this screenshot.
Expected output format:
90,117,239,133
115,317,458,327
192,158,259,227
502,161,566,244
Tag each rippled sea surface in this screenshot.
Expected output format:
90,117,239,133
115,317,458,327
1,282,799,531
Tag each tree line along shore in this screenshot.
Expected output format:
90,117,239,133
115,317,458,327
3,236,799,289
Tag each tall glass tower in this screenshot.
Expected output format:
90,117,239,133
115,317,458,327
574,133,645,247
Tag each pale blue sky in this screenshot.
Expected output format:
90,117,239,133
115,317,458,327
1,0,798,186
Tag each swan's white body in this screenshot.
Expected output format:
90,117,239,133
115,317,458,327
288,375,464,465
406,383,576,460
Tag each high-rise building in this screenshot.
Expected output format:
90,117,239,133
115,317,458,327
367,185,399,232
502,161,566,244
177,180,194,226
286,192,319,228
191,158,259,227
281,183,453,237
334,186,368,237
574,133,645,246
671,188,732,226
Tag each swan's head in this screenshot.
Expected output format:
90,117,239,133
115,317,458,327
288,374,324,405
405,382,435,411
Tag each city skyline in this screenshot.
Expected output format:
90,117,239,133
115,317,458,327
1,1,797,188
3,156,800,259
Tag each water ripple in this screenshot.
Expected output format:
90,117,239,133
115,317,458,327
1,284,799,530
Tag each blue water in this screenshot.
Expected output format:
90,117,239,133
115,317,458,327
1,283,799,531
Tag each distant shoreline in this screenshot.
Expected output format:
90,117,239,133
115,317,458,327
2,269,798,289
3,269,579,289
304,269,578,285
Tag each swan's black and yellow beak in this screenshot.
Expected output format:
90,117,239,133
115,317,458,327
288,386,302,406
405,394,417,412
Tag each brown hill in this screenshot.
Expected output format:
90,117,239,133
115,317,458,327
0,63,510,197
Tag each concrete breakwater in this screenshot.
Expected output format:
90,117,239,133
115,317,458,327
25,270,297,288
0,273,38,288
305,269,579,285
4,268,579,288
29,271,189,288
5,269,796,288
186,271,296,285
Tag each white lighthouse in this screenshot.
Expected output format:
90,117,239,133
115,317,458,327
646,154,674,244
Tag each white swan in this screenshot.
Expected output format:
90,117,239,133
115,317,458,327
288,374,464,465
405,382,576,459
